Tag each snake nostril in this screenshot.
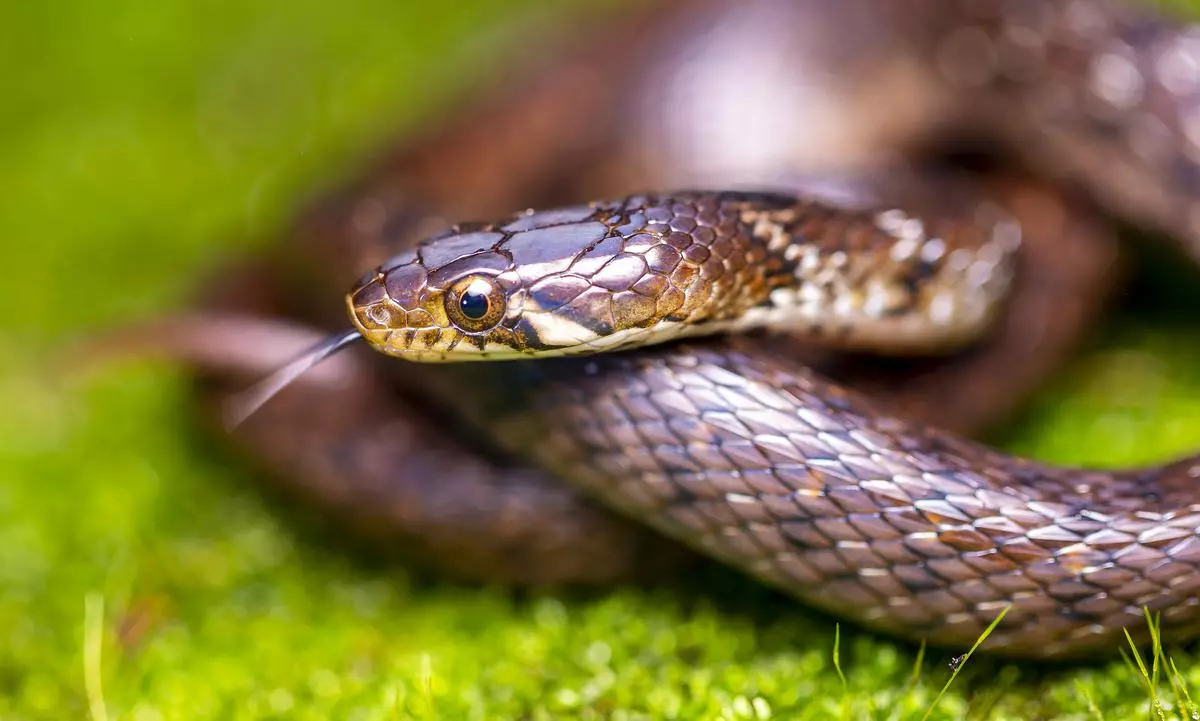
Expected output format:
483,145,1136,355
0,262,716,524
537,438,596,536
364,303,395,328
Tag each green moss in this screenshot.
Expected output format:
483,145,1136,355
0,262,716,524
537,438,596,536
4,1,1200,718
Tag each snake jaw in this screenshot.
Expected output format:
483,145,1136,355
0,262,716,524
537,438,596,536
347,282,530,363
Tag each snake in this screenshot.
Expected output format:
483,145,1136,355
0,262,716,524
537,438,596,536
148,0,1200,659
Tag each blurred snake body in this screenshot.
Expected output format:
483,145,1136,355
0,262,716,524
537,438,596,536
185,0,1200,659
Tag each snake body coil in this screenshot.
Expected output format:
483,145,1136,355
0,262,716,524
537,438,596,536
311,189,1197,659
202,0,1200,659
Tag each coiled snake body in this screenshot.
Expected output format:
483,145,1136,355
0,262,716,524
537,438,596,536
177,0,1200,658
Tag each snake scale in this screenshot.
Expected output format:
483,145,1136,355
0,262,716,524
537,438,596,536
167,0,1200,658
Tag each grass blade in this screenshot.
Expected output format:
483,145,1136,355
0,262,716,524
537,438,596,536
1124,625,1164,720
83,593,109,721
833,623,848,693
1075,679,1104,721
920,604,1010,721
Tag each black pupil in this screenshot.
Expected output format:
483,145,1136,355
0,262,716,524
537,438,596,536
459,290,490,320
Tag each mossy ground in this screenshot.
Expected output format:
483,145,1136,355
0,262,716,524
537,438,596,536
5,1,1200,719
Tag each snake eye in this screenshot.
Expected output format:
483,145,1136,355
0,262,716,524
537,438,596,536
445,275,506,332
459,287,490,320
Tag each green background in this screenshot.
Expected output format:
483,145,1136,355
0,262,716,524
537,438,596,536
4,1,1200,718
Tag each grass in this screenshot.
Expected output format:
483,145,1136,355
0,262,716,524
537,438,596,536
4,1,1200,718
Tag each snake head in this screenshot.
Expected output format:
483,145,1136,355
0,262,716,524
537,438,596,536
348,233,524,362
346,193,782,362
348,200,674,362
347,190,1016,363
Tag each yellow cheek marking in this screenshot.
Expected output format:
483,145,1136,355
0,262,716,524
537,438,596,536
521,310,599,347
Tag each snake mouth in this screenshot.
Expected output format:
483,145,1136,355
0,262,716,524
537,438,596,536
345,295,531,362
